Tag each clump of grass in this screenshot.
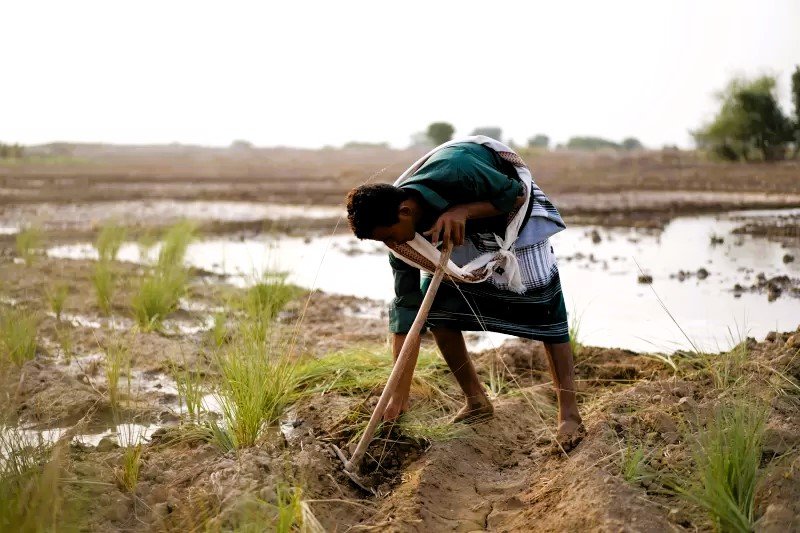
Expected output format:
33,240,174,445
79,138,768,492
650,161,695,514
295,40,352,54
0,308,39,366
95,222,127,262
239,274,301,343
295,347,451,403
0,427,69,531
132,267,188,330
92,260,115,315
620,440,651,484
486,355,510,399
132,220,196,331
103,336,131,411
115,444,143,493
568,306,584,358
208,311,228,348
170,359,205,424
214,335,298,448
55,325,74,362
45,284,69,320
711,338,749,390
677,401,766,532
228,484,323,533
157,220,196,270
15,226,43,266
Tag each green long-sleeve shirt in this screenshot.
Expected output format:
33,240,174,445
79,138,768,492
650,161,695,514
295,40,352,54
388,143,523,333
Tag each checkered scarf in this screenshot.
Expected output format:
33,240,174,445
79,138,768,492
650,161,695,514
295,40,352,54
389,136,535,293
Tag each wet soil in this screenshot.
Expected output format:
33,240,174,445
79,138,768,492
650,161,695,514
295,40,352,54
1,251,799,531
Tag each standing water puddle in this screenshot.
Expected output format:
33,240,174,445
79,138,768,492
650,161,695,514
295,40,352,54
48,208,800,353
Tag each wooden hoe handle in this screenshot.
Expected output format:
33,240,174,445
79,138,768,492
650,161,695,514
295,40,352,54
345,243,453,473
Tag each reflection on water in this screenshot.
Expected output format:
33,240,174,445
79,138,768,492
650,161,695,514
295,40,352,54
47,209,800,353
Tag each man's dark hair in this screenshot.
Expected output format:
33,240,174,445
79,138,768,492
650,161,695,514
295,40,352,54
345,183,408,239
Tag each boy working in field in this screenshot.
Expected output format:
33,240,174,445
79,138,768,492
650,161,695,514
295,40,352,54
345,136,584,448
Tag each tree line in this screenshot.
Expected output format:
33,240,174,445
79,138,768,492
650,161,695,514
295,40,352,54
423,123,643,152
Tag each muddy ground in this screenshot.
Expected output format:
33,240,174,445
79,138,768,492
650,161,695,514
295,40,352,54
1,148,799,531
1,251,799,532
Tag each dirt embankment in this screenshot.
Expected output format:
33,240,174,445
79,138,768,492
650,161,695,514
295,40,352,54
1,253,799,532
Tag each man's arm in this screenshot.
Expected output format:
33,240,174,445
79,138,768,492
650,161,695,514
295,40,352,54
425,194,526,246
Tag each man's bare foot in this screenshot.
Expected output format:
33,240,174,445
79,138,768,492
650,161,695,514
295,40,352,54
382,396,410,422
452,401,494,424
552,418,585,453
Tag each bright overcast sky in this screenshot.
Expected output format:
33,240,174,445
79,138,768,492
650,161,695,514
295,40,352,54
2,0,798,149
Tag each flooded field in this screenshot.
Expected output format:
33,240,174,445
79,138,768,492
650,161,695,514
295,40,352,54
47,207,800,352
2,184,800,531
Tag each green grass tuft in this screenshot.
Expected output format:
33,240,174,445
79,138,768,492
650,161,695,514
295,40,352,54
214,334,299,449
0,308,39,366
92,260,115,315
170,359,205,424
677,401,766,533
0,427,70,531
295,347,452,403
132,221,196,331
103,336,131,412
568,306,584,358
157,220,196,271
95,223,127,262
132,267,188,331
45,284,69,321
14,226,43,266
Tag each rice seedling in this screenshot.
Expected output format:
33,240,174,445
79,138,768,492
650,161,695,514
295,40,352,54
131,221,196,330
244,276,299,321
214,335,299,448
170,359,205,424
0,307,39,366
485,355,510,399
294,347,452,404
209,311,228,348
45,283,69,321
115,443,143,493
94,222,127,262
709,335,749,390
620,440,652,484
568,306,584,358
137,230,158,263
132,267,188,331
55,325,74,362
14,225,43,266
92,260,115,314
156,220,196,272
0,426,68,532
229,484,323,533
676,401,766,533
103,336,131,411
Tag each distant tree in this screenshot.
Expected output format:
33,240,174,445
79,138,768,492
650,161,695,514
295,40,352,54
621,137,644,150
426,122,455,146
410,131,432,148
566,136,620,150
0,143,24,159
527,134,550,149
471,127,502,141
342,141,390,149
792,66,800,158
230,139,254,150
693,74,794,161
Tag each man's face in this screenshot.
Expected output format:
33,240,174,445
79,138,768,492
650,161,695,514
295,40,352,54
370,205,416,246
